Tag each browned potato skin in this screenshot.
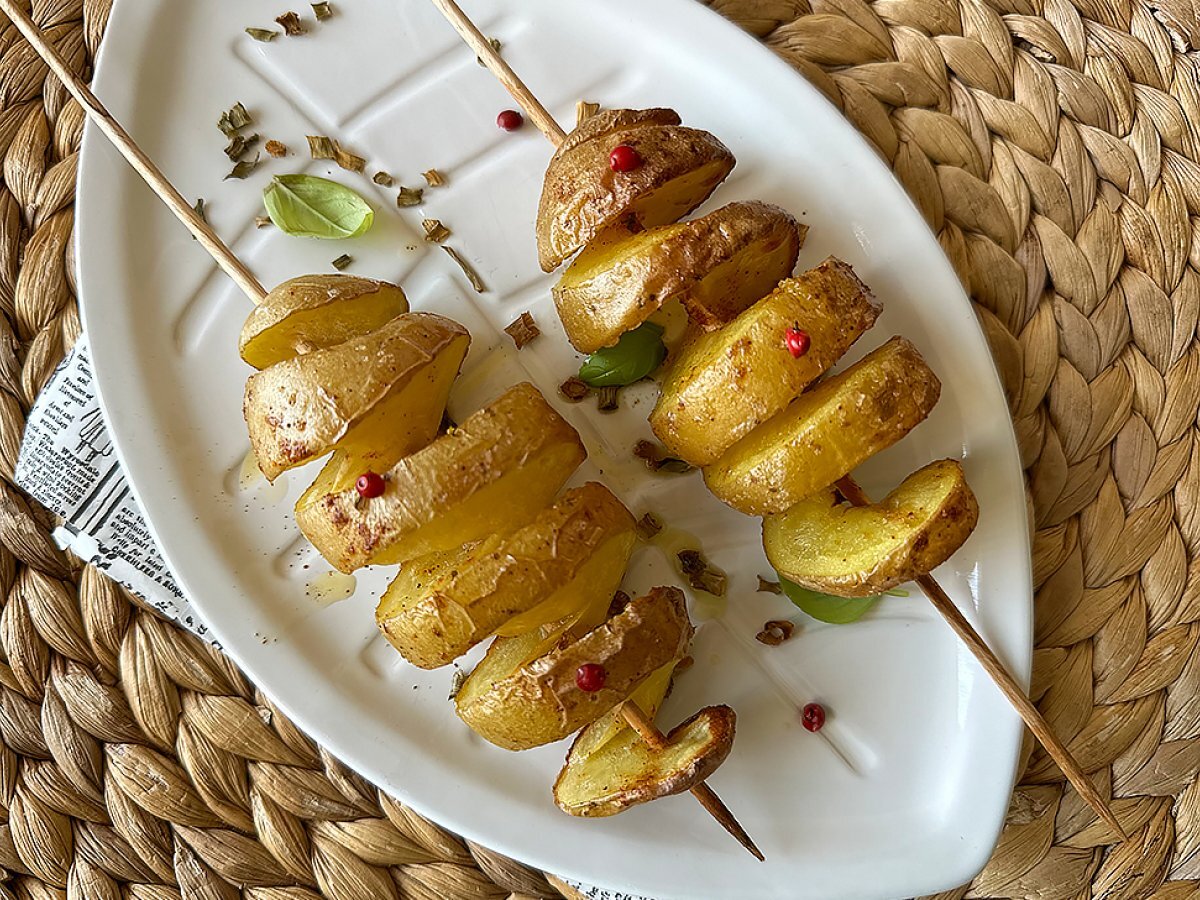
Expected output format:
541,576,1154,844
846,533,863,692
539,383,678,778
296,382,586,572
554,706,736,817
536,110,735,272
557,108,682,154
240,275,409,369
763,459,979,597
244,312,469,481
703,337,941,516
376,482,636,669
456,587,693,751
651,258,882,466
553,201,804,353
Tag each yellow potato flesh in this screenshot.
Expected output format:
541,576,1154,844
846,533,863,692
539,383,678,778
240,276,409,369
678,225,803,330
703,337,941,516
627,159,732,231
651,258,881,466
763,459,979,597
567,660,676,761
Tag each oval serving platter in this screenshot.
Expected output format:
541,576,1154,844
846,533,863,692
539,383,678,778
75,1,1032,897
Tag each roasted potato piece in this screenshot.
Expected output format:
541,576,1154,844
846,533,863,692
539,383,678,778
536,108,735,272
244,312,469,481
240,275,410,369
554,705,736,817
703,337,941,516
763,459,979,597
296,383,586,572
554,201,804,353
456,586,693,751
375,483,637,669
651,258,881,466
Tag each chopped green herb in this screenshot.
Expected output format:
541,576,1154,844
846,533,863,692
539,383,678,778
677,549,726,597
262,174,374,239
579,322,667,388
422,219,451,243
312,2,333,19
276,11,306,34
217,102,252,137
396,185,423,207
372,171,394,187
224,132,259,161
422,168,445,187
246,27,279,42
331,253,352,271
779,577,881,624
441,246,486,292
225,154,261,180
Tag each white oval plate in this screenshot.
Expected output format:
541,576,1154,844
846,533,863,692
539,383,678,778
76,1,1031,897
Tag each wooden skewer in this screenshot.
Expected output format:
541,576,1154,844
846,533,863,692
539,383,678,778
835,476,1127,840
0,0,268,305
433,5,766,858
428,0,567,147
620,702,764,861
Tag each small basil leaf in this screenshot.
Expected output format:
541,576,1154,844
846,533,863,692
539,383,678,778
778,576,881,624
578,322,667,387
262,174,374,239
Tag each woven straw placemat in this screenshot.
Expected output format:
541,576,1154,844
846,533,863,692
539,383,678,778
0,0,1196,896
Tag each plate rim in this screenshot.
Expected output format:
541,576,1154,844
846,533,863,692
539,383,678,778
74,1,1033,896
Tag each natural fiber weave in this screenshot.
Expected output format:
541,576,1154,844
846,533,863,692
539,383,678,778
0,0,1194,895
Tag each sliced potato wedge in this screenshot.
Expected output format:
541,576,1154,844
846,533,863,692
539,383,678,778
375,482,637,669
240,275,410,369
456,586,693,751
295,382,586,572
536,109,735,272
554,201,804,353
763,459,979,597
554,705,736,817
651,258,882,466
244,312,469,481
703,337,941,516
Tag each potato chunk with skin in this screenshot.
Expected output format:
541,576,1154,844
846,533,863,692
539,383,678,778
536,108,735,272
375,483,637,669
456,586,693,751
554,706,736,817
244,312,469,481
651,258,882,466
763,459,979,597
554,201,804,353
240,275,410,369
703,337,941,516
296,383,586,573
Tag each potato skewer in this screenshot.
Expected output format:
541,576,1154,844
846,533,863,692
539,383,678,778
435,1,1128,840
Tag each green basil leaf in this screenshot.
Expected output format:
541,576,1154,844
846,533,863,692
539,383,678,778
778,576,881,624
262,174,374,239
578,322,667,387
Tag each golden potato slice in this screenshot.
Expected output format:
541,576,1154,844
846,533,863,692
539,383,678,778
553,201,804,353
375,482,637,669
554,705,736,817
536,109,735,272
295,383,586,572
651,258,882,466
240,275,410,369
244,312,469,481
703,337,941,516
456,586,693,751
763,459,979,597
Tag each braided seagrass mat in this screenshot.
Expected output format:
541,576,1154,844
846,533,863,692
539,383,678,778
0,0,1195,895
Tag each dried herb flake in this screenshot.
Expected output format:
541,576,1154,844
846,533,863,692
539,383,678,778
756,620,795,646
372,171,394,187
677,549,727,597
193,198,206,222
504,312,540,349
596,385,620,412
558,376,590,402
217,102,252,137
331,253,352,271
396,186,423,207
576,100,601,124
422,168,445,187
632,439,693,474
225,154,261,180
441,246,486,292
448,668,467,700
422,219,451,243
265,140,288,158
276,12,307,35
635,513,662,541
246,27,279,42
224,132,259,161
308,135,365,172
756,576,782,594
255,215,273,228
312,2,333,19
